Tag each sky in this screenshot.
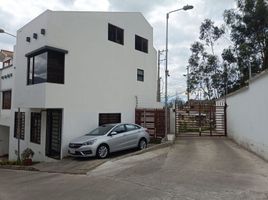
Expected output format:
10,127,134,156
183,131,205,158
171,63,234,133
0,0,236,100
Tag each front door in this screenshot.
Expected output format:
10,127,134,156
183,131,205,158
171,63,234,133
46,109,62,159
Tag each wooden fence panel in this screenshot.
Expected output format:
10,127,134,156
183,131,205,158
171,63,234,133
135,108,169,139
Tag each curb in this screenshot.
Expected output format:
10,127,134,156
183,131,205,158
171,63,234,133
111,141,174,161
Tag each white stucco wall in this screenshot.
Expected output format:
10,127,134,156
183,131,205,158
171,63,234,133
9,11,162,161
0,63,14,157
0,66,14,127
217,71,268,160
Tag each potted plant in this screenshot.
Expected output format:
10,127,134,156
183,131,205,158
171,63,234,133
21,148,34,166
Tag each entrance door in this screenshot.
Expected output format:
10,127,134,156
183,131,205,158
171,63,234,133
46,109,62,159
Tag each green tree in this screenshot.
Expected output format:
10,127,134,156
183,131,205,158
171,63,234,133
223,0,268,85
188,19,225,99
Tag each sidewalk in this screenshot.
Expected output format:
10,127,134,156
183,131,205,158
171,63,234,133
33,142,173,174
34,157,105,174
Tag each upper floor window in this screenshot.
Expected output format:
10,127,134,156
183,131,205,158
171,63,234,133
108,23,124,45
26,46,67,85
3,59,13,68
137,69,144,82
2,90,11,109
135,35,148,53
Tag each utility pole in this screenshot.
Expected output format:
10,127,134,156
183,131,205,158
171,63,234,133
157,50,165,102
157,50,161,102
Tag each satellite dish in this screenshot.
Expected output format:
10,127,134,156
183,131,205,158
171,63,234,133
0,52,6,62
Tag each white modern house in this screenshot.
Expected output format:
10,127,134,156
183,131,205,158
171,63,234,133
9,10,162,161
0,50,14,157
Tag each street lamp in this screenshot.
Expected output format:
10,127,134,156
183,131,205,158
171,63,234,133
164,4,193,140
0,28,16,38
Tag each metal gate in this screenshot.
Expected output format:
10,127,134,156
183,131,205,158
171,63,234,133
175,100,227,136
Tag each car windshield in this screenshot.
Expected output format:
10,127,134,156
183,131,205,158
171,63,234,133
85,124,115,136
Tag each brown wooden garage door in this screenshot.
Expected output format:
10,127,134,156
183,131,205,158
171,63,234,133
99,113,121,126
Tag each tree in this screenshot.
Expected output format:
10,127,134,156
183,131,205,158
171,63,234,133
186,0,267,99
200,19,225,55
188,19,225,100
223,0,268,85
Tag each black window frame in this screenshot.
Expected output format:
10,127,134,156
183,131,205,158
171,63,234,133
14,112,25,140
135,35,148,53
99,113,121,126
26,46,67,85
137,69,144,82
108,23,124,45
30,112,41,144
2,90,11,110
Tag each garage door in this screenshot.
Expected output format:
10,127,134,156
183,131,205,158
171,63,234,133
99,113,121,126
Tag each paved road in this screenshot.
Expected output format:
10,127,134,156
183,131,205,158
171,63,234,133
1,137,268,200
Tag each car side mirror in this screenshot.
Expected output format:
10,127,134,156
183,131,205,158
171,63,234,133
110,131,117,136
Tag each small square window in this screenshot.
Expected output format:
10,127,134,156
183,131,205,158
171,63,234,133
137,69,144,82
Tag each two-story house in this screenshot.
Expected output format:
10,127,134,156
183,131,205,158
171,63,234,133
9,10,162,161
0,50,14,156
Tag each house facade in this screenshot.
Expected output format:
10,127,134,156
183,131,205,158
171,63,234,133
0,50,14,156
9,10,162,161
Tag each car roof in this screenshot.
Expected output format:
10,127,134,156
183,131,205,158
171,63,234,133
101,123,141,127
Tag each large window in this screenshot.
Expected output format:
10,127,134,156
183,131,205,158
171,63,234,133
137,69,144,82
14,112,25,140
2,90,11,109
27,47,66,85
108,23,124,45
99,113,121,126
135,35,148,53
30,112,41,144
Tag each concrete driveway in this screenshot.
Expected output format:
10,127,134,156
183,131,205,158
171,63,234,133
0,137,268,200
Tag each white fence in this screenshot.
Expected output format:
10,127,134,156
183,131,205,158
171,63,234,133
217,70,268,160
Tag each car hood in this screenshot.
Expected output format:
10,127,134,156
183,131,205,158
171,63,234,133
70,135,101,144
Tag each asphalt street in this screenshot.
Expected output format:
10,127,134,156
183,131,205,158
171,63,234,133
0,137,268,200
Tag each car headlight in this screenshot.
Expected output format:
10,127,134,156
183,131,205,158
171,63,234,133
83,139,97,146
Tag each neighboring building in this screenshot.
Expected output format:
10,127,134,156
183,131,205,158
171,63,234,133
0,50,14,156
9,10,162,161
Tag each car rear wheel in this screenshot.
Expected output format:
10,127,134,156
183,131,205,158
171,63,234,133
96,144,109,159
138,138,147,150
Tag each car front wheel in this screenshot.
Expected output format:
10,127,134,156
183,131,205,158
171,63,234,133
96,144,109,159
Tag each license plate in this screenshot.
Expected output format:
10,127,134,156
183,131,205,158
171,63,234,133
69,149,75,154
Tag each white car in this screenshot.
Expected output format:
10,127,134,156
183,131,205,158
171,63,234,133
68,123,150,159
